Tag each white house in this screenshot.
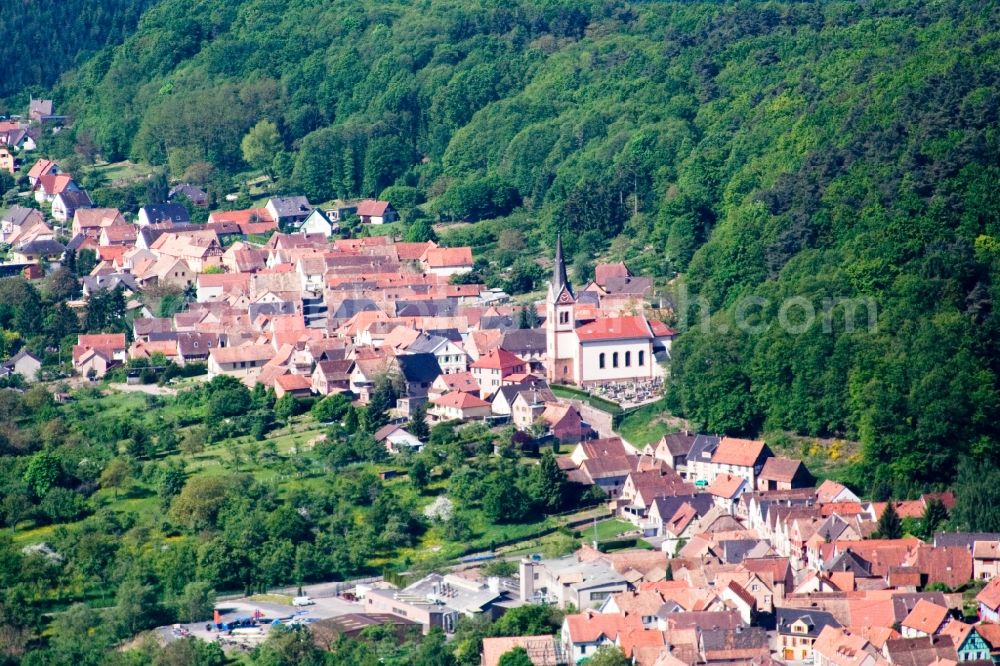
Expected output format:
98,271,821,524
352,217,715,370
300,209,337,236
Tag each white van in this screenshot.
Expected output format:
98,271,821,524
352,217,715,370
292,596,314,607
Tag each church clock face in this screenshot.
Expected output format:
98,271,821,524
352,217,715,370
560,292,572,303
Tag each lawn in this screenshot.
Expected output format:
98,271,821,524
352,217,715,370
90,160,155,185
575,518,634,542
617,399,675,447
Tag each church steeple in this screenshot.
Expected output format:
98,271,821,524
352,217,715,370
552,232,573,299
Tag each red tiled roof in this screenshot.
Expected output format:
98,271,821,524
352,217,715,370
712,437,768,467
28,159,56,180
36,173,74,195
356,199,390,217
977,577,1000,611
707,473,747,499
595,262,631,284
432,391,490,409
209,208,274,226
470,347,524,371
759,456,806,482
423,246,473,268
901,600,949,635
575,315,652,341
275,374,312,391
78,333,126,350
564,610,642,643
649,320,676,337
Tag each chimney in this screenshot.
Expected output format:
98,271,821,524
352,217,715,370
520,559,535,602
488,576,501,594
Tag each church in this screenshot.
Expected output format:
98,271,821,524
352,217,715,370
544,235,674,387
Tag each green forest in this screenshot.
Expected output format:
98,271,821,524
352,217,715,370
0,0,154,101
13,0,1000,498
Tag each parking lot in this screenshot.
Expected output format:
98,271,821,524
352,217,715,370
158,587,366,650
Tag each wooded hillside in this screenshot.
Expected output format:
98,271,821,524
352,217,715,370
0,0,154,100
23,0,1000,494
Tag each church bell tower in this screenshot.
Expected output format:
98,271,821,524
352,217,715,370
546,233,577,384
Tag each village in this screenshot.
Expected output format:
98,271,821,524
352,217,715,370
4,106,1000,666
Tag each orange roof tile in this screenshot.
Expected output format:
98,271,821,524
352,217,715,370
712,437,769,467
470,347,524,371
901,599,949,635
575,315,653,341
432,392,490,409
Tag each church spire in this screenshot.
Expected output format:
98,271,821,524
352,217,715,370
552,232,573,298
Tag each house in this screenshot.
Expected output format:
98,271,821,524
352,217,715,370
137,204,191,227
884,636,959,666
538,403,588,443
137,255,194,289
650,432,697,477
817,480,861,504
1,206,45,243
52,190,93,223
73,208,127,238
12,239,64,264
395,353,443,410
901,600,951,638
429,371,480,400
374,424,425,453
274,373,313,398
471,348,527,399
356,199,397,224
510,386,557,429
265,196,313,228
706,473,750,514
73,333,127,378
776,608,842,661
176,332,219,365
974,541,1000,581
27,158,59,186
207,345,276,379
311,359,353,395
560,611,643,663
701,437,773,486
699,623,770,663
429,391,492,422
976,577,1000,622
34,173,76,203
758,457,814,491
168,184,209,207
618,468,694,525
940,623,992,662
29,98,59,123
421,246,474,277
149,231,223,272
813,626,887,666
2,350,43,382
299,208,338,236
207,208,276,236
99,224,138,247
405,333,468,375
906,545,973,590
